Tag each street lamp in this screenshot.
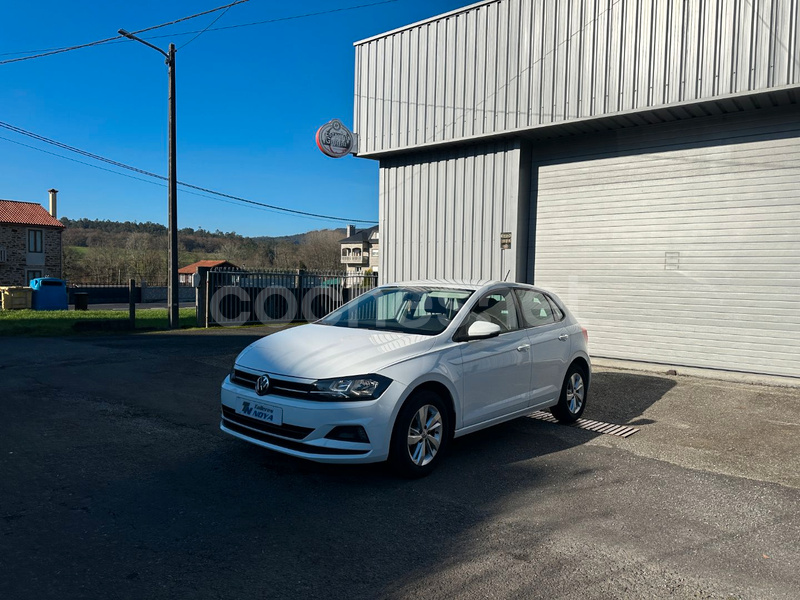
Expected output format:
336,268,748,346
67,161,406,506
118,28,180,329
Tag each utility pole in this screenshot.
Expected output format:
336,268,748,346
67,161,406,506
166,43,179,329
119,29,180,329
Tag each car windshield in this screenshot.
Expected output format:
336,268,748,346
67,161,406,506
319,286,474,335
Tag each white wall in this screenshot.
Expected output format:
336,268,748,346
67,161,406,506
354,0,800,155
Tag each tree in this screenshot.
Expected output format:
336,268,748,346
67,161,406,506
62,247,86,282
297,230,342,271
271,241,299,269
82,246,127,284
125,233,166,284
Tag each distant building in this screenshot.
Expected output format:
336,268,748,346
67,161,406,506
178,260,239,285
340,224,379,278
0,190,64,286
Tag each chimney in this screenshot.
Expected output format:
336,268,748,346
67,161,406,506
48,189,58,218
346,224,355,238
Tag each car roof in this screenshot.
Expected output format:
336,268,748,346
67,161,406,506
381,279,491,291
380,279,546,293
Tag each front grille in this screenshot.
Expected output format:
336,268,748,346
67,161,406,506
231,369,316,399
231,369,259,388
222,419,369,456
221,406,313,440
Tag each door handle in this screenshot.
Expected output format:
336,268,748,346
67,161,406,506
558,334,569,342
517,344,530,352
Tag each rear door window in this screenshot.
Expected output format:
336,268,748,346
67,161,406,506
546,295,564,321
514,289,556,328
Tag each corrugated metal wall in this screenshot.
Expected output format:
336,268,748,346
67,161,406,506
532,106,800,377
379,140,523,283
354,0,800,155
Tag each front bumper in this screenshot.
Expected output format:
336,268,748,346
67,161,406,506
219,374,401,464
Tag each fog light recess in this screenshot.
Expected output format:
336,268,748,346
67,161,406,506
325,426,370,443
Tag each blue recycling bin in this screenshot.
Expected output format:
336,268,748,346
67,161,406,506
30,278,68,311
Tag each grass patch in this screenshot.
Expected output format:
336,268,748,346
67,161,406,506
134,308,197,331
0,308,197,336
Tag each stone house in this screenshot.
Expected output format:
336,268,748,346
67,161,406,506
340,224,379,278
0,189,64,285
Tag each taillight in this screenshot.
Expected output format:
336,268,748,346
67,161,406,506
581,327,589,345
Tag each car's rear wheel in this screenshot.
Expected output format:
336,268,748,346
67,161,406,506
389,390,449,478
551,363,588,423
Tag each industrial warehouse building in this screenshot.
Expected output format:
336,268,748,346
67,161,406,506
351,0,800,378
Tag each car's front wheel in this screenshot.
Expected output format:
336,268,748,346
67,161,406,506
389,390,450,478
551,363,588,423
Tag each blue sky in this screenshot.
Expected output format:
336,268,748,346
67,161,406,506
0,0,466,236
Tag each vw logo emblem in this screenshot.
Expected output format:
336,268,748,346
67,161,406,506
255,375,271,396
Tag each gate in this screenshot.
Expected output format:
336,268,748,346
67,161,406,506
202,269,378,327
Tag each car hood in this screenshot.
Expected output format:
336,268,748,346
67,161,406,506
236,323,437,380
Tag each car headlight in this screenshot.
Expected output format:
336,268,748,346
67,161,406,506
312,374,392,400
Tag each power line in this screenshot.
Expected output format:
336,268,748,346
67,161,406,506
0,134,168,188
0,121,164,178
0,0,397,62
177,5,233,50
0,0,249,65
147,0,400,39
129,0,250,36
0,134,359,224
0,35,119,65
0,122,377,224
177,180,377,223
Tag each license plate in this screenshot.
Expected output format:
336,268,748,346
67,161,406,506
237,398,283,426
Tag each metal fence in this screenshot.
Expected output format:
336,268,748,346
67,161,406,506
201,268,378,327
66,283,141,304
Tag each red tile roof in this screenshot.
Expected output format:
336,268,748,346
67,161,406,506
178,260,238,274
0,199,64,228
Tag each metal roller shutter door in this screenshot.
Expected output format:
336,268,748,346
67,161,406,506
533,111,800,378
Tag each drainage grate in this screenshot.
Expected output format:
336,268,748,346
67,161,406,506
528,411,640,438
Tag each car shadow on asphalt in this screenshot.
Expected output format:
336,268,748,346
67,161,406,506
583,369,677,426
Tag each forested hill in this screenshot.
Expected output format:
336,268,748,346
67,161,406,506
60,217,318,243
61,217,343,251
61,217,168,235
60,217,350,283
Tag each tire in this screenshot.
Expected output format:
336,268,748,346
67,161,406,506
551,363,588,424
389,390,450,478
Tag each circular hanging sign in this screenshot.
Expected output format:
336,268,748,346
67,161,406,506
316,119,355,158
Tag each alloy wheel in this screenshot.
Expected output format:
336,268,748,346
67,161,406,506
407,404,443,466
566,372,585,414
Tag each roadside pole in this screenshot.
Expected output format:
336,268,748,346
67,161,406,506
118,29,179,329
196,266,210,328
167,43,179,329
128,279,136,329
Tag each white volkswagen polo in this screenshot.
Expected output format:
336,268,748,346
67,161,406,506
220,280,590,477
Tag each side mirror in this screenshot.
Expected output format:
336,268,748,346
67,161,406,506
465,321,502,340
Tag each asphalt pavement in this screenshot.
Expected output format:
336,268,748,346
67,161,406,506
1,328,798,600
